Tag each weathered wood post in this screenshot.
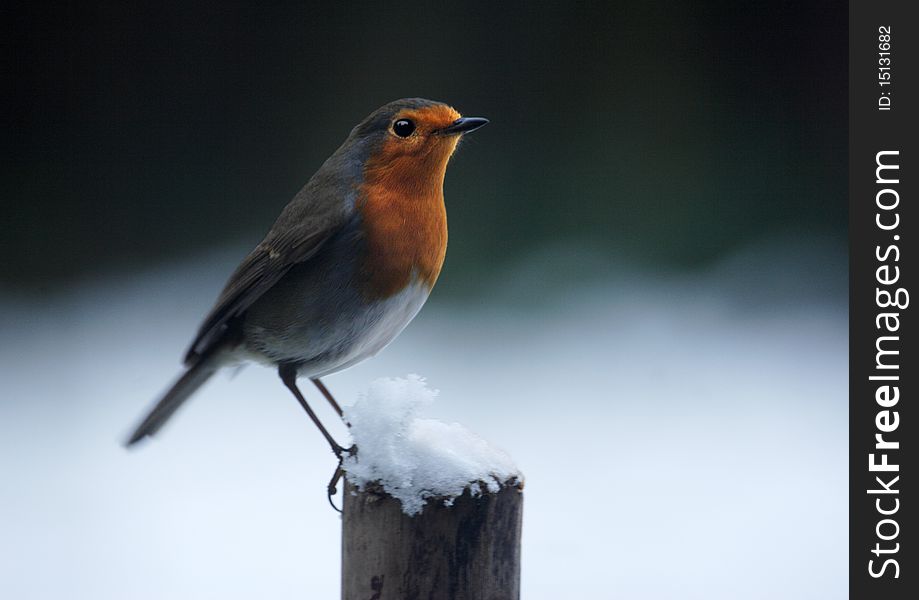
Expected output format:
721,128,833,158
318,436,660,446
341,479,523,600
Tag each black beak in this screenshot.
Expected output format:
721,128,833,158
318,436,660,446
439,117,489,136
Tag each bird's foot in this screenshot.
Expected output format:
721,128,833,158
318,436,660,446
331,443,356,459
326,446,356,512
327,465,344,509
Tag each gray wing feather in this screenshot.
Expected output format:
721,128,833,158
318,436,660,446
184,170,357,364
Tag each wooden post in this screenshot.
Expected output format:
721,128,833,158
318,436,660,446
341,479,523,600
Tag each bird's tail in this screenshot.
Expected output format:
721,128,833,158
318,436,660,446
126,353,221,446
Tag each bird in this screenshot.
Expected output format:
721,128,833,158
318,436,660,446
126,98,488,459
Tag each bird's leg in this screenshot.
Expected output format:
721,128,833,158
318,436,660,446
311,377,343,418
281,369,356,511
311,378,355,457
308,378,355,510
279,364,347,458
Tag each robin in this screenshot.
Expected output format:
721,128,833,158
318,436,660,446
126,98,488,465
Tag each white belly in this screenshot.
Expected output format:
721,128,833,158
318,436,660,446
310,279,431,377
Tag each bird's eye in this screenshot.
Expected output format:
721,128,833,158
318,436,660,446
393,119,416,138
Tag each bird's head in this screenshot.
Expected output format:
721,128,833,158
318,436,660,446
345,98,488,191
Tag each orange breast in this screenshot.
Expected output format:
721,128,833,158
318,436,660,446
357,139,455,299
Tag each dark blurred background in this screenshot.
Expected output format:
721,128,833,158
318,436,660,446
2,1,845,296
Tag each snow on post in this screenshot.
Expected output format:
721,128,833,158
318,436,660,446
341,376,523,600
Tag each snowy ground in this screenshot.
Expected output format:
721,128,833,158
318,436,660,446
0,237,847,599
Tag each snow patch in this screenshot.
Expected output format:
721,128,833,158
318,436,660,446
342,375,521,516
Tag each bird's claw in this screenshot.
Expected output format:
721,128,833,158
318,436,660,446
327,463,344,512
326,446,356,512
333,443,357,459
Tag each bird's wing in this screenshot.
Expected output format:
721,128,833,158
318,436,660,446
184,187,352,365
